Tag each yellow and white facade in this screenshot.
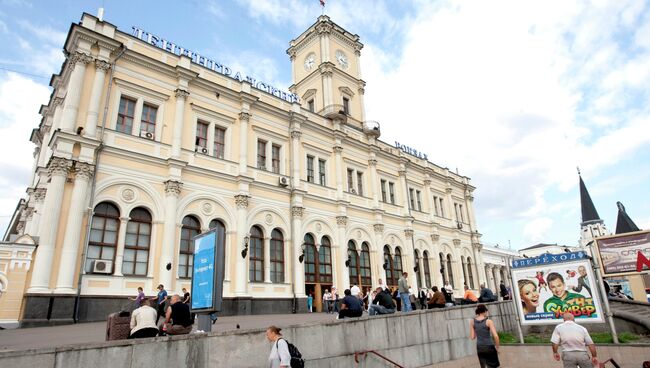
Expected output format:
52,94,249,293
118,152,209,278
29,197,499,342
2,13,487,325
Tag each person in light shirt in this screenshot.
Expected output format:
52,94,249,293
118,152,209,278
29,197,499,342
550,312,598,367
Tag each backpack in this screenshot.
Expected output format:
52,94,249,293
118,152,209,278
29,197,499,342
276,338,305,368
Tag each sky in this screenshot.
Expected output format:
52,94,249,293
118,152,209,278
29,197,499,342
0,0,648,249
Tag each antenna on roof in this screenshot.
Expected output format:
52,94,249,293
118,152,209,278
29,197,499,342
98,7,104,21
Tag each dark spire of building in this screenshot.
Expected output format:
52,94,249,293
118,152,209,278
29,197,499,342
578,170,601,224
615,201,640,234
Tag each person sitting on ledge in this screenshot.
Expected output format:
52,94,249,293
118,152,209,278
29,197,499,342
368,286,396,316
427,286,446,309
163,294,193,335
129,299,158,339
478,283,497,303
338,288,363,319
461,285,478,305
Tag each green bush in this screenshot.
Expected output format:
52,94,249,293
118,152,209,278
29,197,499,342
497,331,642,344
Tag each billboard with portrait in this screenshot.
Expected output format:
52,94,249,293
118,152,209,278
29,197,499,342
595,230,650,277
511,252,604,325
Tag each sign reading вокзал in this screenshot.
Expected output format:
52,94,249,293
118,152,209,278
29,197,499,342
595,230,650,277
511,251,604,325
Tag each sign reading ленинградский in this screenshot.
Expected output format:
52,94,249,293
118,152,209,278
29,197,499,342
131,27,299,104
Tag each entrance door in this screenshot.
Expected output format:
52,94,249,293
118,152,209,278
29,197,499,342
304,234,333,312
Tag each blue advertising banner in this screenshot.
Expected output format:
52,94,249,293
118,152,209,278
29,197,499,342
191,230,217,311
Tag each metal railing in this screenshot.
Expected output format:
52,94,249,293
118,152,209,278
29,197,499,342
354,350,404,368
599,358,621,368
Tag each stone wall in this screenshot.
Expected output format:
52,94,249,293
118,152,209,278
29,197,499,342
0,301,517,367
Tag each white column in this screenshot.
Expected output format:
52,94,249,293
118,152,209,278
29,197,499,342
112,217,130,277
405,231,419,291
28,188,47,237
398,167,410,214
368,157,379,207
373,225,386,285
292,206,306,297
171,89,189,158
334,145,343,198
160,180,182,289
424,177,435,222
290,130,301,187
29,158,71,292
263,236,271,283
238,112,250,174
234,194,249,296
54,163,94,292
84,59,110,137
336,216,349,289
60,52,92,132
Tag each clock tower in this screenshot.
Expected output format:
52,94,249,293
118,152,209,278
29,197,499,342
287,15,367,125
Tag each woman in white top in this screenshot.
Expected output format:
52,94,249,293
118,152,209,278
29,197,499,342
129,299,158,338
266,325,291,368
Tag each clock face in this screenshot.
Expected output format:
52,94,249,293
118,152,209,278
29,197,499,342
335,50,348,69
304,53,316,71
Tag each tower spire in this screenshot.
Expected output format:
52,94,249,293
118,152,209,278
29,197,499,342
615,201,640,234
579,173,601,224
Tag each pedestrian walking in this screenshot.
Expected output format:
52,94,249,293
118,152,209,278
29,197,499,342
398,272,412,312
307,293,313,313
551,312,599,368
323,289,332,313
129,287,145,310
266,325,291,368
469,304,500,368
150,284,168,324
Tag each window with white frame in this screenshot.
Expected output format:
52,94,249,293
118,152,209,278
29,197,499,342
381,179,387,202
347,168,354,192
318,159,326,185
140,103,157,137
196,121,208,150
306,155,315,182
416,190,422,211
356,171,364,196
389,182,396,204
113,80,167,140
272,144,281,174
409,188,415,209
116,97,135,134
214,126,225,159
257,140,267,170
433,195,440,216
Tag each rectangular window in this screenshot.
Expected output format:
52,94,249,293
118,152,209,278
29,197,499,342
343,97,350,115
356,171,364,196
140,103,157,137
271,144,281,174
196,121,208,149
433,196,440,216
257,139,267,169
347,168,354,192
439,198,445,217
306,155,315,182
116,97,135,134
380,179,387,202
308,99,315,112
389,182,395,204
457,203,465,222
318,159,326,185
214,127,225,159
416,190,422,211
409,188,415,209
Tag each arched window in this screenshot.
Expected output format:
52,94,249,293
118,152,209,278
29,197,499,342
347,240,359,287
360,242,372,288
249,226,264,282
383,245,396,287
439,252,447,285
394,247,403,278
467,256,474,288
304,234,317,283
86,202,120,273
179,215,200,278
270,229,284,283
423,251,431,288
414,249,423,289
123,207,151,276
446,254,454,288
318,236,333,283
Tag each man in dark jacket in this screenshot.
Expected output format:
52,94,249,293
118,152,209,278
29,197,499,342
368,287,396,315
499,281,510,300
427,286,446,308
338,289,363,319
478,283,497,303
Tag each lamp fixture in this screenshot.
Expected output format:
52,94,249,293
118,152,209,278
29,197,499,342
413,264,419,273
298,242,306,263
240,234,250,259
382,262,389,270
345,256,351,267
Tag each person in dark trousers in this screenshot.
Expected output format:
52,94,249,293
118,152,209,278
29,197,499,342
150,284,168,323
129,299,158,339
338,289,363,319
163,294,193,335
469,304,501,368
499,281,509,300
571,265,592,297
419,288,428,309
442,286,455,306
392,288,401,311
368,287,396,315
478,283,496,303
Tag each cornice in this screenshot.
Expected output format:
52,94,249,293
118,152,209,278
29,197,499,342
119,51,178,80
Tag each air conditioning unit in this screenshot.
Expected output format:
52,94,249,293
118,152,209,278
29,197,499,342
140,131,154,140
92,260,112,274
195,145,208,154
457,222,463,229
279,176,289,187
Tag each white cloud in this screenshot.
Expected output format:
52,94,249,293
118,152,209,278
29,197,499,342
16,19,66,45
0,72,50,233
523,217,554,244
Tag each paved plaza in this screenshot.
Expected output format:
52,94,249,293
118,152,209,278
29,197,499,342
0,312,335,352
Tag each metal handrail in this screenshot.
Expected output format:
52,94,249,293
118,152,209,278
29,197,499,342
354,350,404,368
599,358,621,368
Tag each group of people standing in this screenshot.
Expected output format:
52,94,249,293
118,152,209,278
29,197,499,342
126,284,194,339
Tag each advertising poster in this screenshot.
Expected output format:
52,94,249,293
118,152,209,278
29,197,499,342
511,252,604,325
191,230,217,311
595,230,650,276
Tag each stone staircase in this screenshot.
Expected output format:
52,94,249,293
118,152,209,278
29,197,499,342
608,297,650,333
